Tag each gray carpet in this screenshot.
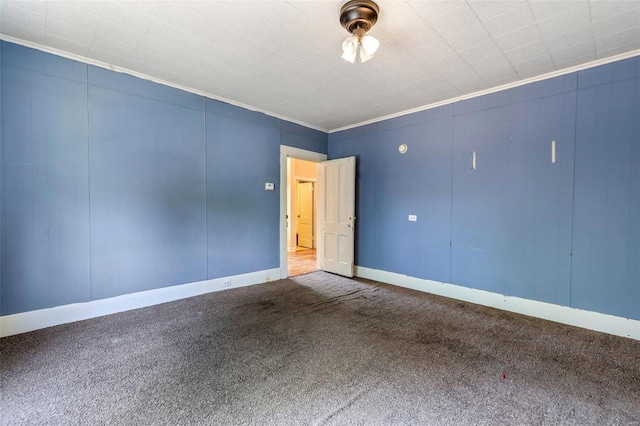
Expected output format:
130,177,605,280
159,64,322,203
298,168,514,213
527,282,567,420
1,271,639,425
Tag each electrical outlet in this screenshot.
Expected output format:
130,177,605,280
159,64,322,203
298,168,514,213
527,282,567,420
408,215,417,222
222,279,231,287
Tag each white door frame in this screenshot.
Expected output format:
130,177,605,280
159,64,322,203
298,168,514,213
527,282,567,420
280,145,327,279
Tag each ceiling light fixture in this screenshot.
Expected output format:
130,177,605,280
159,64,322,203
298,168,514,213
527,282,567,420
339,0,379,63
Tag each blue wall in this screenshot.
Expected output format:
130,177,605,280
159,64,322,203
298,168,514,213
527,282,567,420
0,41,327,315
0,44,3,314
2,39,637,322
329,56,640,321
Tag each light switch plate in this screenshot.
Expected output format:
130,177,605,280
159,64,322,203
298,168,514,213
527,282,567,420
265,182,275,191
408,215,417,221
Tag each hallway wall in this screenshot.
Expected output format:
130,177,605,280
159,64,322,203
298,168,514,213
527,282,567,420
288,158,318,251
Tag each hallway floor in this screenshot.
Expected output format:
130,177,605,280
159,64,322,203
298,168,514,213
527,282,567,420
288,247,317,276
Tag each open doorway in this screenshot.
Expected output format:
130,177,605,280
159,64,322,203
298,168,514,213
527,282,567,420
288,158,318,276
280,146,356,279
279,146,327,279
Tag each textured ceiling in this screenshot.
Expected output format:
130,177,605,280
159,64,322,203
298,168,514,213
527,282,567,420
1,0,639,131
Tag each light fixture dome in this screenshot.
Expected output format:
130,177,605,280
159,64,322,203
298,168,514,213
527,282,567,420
360,34,379,55
339,0,379,63
341,35,358,62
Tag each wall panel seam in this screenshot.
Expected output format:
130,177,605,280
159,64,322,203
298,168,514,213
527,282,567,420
86,63,93,301
568,83,579,308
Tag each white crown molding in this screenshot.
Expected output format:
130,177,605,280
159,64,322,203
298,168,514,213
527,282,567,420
0,34,327,133
355,266,640,341
2,36,639,145
329,49,640,133
0,37,640,139
0,268,280,338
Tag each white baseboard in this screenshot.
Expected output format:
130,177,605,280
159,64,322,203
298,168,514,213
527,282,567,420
0,268,280,338
355,266,640,341
4,266,636,341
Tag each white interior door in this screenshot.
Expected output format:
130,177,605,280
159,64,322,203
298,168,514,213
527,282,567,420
317,157,356,277
297,181,314,248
